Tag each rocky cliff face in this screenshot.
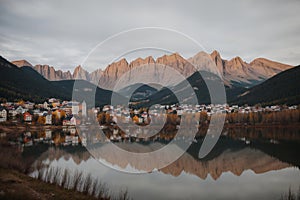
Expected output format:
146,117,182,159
96,53,200,89
207,51,293,86
98,58,130,89
156,53,194,76
11,60,73,81
97,51,292,89
90,69,103,85
11,51,293,88
33,65,72,81
72,65,90,81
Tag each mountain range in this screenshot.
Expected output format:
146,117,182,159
3,50,299,106
12,51,292,89
0,56,125,105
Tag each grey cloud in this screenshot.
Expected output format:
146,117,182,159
0,0,299,71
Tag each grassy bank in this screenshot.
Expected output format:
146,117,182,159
0,168,101,200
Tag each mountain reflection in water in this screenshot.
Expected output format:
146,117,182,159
21,128,300,200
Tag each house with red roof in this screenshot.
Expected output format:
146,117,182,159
23,112,32,123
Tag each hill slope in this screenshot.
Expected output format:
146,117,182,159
232,65,300,105
52,80,126,106
0,56,69,102
135,71,246,107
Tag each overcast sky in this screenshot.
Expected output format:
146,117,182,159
0,0,299,72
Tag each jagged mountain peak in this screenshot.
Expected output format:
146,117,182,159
230,56,244,65
210,50,221,58
74,65,83,70
73,65,89,80
145,55,155,62
156,52,185,63
188,51,224,77
11,59,33,67
33,64,73,81
112,58,128,65
193,51,209,58
129,56,155,68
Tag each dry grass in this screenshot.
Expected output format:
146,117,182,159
34,166,131,200
0,168,107,200
280,187,300,200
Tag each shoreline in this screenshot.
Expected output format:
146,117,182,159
1,123,300,133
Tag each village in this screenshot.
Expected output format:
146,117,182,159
0,98,299,147
0,98,298,124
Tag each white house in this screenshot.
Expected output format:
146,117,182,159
43,101,49,109
16,106,26,114
72,102,79,115
33,109,41,115
0,109,7,122
82,101,87,117
24,102,34,109
8,109,17,118
45,114,52,125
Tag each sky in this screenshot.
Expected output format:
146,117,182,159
0,0,299,72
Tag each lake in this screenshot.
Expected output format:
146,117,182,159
13,126,300,199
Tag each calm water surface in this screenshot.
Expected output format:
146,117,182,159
19,128,300,200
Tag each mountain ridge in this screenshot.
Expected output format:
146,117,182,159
10,51,293,90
